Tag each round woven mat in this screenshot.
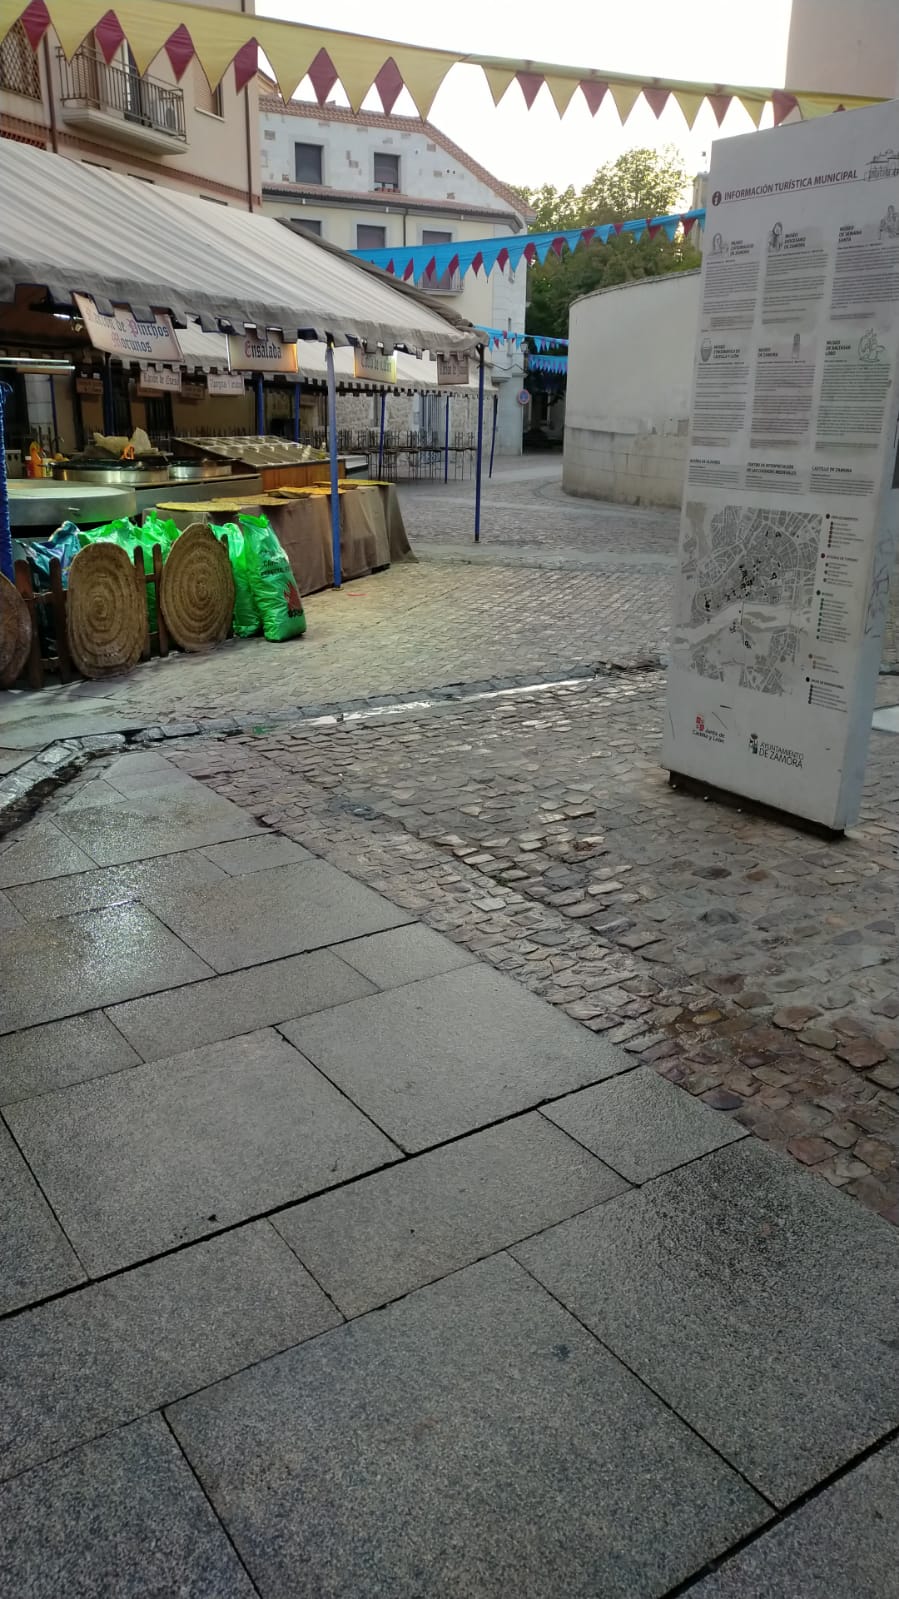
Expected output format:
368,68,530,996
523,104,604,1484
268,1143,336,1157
66,542,146,679
160,522,235,652
0,572,33,688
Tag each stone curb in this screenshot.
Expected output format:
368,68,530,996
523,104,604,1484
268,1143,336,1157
0,654,667,836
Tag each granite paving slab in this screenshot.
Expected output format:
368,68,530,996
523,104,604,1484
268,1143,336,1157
283,963,633,1151
0,1415,256,1598
168,1254,767,1599
0,890,21,929
336,923,476,989
53,782,261,866
5,848,228,921
53,777,128,811
689,1437,899,1597
0,902,212,1034
274,1112,627,1316
108,950,375,1061
0,1010,140,1104
152,859,414,973
514,1139,899,1505
542,1066,747,1183
0,1221,340,1483
102,751,196,797
201,834,315,875
6,1028,400,1274
0,818,94,888
0,1120,85,1314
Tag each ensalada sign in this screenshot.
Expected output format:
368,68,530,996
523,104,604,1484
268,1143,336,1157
226,333,298,372
663,101,899,831
73,295,183,362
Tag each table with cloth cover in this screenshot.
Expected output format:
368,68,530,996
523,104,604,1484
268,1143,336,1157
154,482,414,597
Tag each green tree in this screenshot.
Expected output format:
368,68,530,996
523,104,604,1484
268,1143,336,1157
516,147,701,340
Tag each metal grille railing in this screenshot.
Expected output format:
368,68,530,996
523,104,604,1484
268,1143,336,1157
57,46,186,142
0,23,42,99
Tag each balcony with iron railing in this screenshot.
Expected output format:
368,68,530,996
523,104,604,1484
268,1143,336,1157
56,46,188,155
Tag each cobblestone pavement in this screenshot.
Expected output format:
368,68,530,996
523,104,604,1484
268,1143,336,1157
166,672,899,1226
1,563,672,753
398,459,681,560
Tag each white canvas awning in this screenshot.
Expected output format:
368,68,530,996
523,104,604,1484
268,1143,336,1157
0,140,477,356
168,322,487,393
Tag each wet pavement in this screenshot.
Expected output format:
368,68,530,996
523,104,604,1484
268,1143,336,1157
1,747,898,1596
2,461,899,1593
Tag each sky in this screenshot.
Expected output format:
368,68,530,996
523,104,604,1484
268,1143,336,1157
258,0,794,193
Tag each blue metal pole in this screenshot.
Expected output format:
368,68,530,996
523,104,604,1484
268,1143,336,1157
48,374,60,452
255,373,264,436
293,378,302,442
488,392,499,478
325,344,342,587
0,382,13,583
102,356,114,436
474,346,485,542
443,393,450,484
377,390,386,477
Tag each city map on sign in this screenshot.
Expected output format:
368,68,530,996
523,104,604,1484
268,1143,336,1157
674,503,822,696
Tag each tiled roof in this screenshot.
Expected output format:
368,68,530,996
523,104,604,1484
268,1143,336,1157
257,92,532,223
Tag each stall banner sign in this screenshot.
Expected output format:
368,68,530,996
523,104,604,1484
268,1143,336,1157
662,101,899,831
137,367,181,395
208,371,246,395
353,348,397,384
180,381,205,402
437,353,470,386
74,295,183,362
227,333,298,372
75,376,103,396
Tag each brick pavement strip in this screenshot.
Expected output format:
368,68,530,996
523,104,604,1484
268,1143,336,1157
164,672,899,1226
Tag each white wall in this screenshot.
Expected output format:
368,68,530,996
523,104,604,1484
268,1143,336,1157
563,272,701,507
260,111,514,211
786,0,899,97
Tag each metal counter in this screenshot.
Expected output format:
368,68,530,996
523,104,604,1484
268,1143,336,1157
8,480,138,529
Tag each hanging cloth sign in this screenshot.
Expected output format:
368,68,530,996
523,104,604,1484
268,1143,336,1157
227,332,298,372
208,372,246,395
73,295,183,362
137,367,181,394
353,348,398,384
437,353,470,386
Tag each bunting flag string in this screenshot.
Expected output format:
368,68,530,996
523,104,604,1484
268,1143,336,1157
476,327,569,351
528,354,568,373
6,1,881,125
352,209,705,285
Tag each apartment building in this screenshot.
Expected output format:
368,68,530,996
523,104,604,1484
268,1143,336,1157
0,0,260,207
258,92,532,452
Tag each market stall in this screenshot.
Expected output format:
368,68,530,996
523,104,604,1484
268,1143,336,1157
0,137,478,594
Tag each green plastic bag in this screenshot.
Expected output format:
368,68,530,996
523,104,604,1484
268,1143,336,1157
218,522,262,638
141,512,180,559
240,514,307,642
80,517,165,630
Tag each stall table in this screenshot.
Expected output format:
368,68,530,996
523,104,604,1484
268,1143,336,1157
155,481,413,596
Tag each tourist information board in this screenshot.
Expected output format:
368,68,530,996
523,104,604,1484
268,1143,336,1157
662,102,899,829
